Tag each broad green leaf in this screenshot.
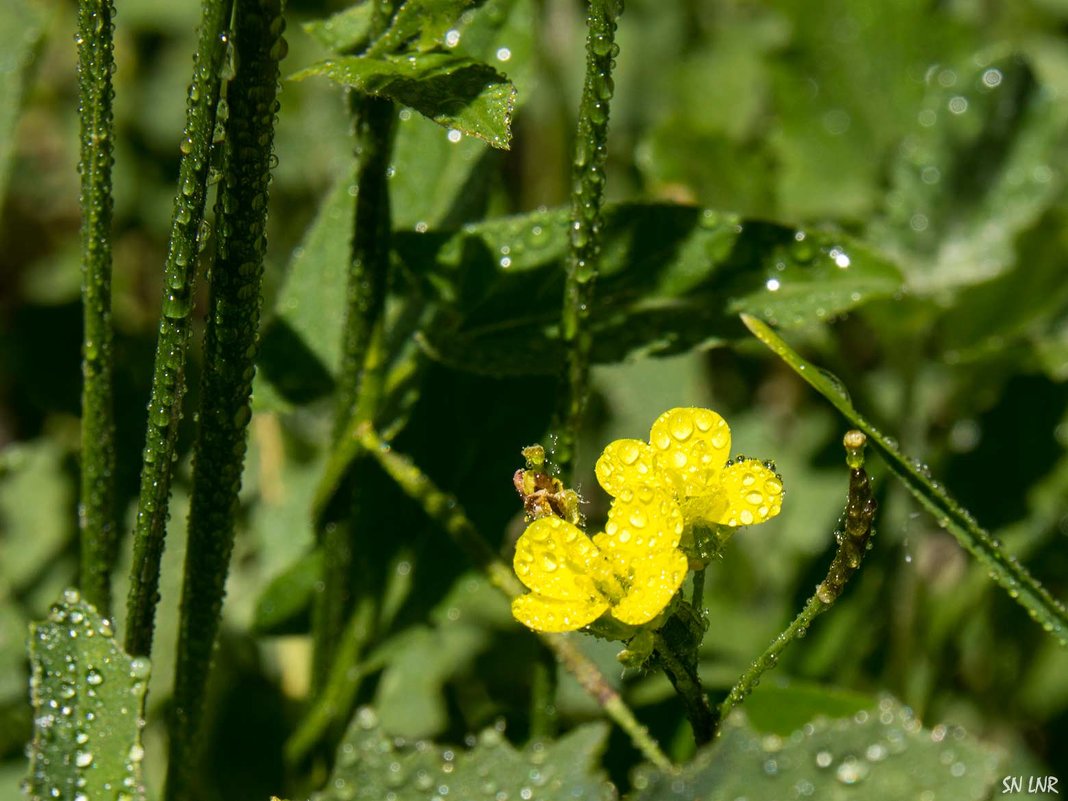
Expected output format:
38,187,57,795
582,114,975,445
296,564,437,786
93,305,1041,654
251,550,322,635
769,0,960,222
257,173,353,394
375,623,488,738
304,0,489,58
27,590,150,801
303,2,375,54
742,314,1068,646
0,600,27,701
740,682,875,737
313,712,614,801
263,0,535,404
629,697,1002,801
0,440,73,591
0,0,46,220
936,207,1068,363
395,204,902,374
389,0,536,229
369,0,488,56
294,52,515,148
870,50,1068,293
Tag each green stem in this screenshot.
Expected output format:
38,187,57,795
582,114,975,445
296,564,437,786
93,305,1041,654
553,0,624,480
286,596,377,766
653,632,715,747
76,0,119,615
124,0,236,658
743,313,1068,647
690,567,706,610
355,424,674,772
333,97,395,440
164,1,285,798
718,432,877,728
528,649,559,740
311,91,396,693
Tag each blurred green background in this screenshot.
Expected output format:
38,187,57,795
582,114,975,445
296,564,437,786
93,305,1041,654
3,0,1068,798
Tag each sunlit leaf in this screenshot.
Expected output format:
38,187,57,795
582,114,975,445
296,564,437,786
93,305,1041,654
303,3,376,54
741,682,874,736
294,52,515,148
370,0,488,55
27,591,149,801
629,697,1002,801
395,204,902,374
389,0,535,229
314,712,614,801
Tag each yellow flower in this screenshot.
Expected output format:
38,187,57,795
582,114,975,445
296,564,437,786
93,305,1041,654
595,407,783,530
511,485,688,633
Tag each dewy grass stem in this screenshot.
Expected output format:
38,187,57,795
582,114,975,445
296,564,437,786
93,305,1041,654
717,432,877,730
553,0,624,481
164,0,285,798
76,0,119,615
125,0,235,658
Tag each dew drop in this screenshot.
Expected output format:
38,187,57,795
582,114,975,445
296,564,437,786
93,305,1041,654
835,756,869,785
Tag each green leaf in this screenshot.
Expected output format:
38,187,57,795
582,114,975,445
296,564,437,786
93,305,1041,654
741,682,874,737
303,3,376,54
369,0,488,56
389,0,536,229
251,550,322,635
395,204,902,374
0,0,46,221
313,713,614,801
629,697,1002,801
0,600,27,702
27,590,150,801
0,440,74,591
742,314,1068,646
870,50,1068,293
294,52,515,148
257,173,354,392
375,623,488,739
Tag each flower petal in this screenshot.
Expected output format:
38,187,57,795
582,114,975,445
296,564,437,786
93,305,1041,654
593,485,687,623
594,484,684,568
595,438,664,498
610,549,689,625
513,516,604,601
711,459,784,527
511,592,608,633
649,407,731,495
